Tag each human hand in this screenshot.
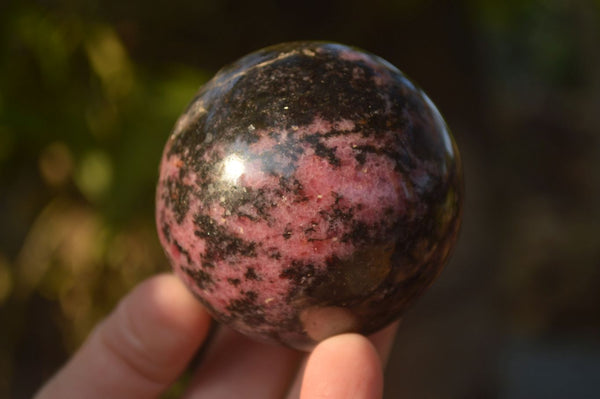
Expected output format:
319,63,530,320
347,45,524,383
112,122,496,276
35,274,398,399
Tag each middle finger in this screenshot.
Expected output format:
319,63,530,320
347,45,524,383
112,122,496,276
182,325,303,399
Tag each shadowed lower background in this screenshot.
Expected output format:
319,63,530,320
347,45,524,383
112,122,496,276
1,0,599,398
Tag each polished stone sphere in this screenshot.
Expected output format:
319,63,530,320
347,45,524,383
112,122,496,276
156,41,463,350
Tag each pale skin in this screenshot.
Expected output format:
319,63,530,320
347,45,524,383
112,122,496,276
35,274,398,399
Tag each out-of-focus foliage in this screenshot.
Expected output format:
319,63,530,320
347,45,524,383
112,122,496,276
1,0,599,398
0,3,208,397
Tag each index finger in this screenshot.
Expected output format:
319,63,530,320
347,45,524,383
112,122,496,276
35,274,212,399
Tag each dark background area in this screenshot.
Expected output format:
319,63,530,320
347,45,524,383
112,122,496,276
1,0,599,398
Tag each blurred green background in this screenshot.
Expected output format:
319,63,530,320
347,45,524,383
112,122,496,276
1,0,599,398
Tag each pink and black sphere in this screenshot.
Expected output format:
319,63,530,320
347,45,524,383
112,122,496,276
156,42,463,350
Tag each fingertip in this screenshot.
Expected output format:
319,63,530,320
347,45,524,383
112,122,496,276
128,273,212,346
98,273,213,385
301,333,383,399
36,273,212,399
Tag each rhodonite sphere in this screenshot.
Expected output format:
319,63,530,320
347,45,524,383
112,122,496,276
156,41,463,350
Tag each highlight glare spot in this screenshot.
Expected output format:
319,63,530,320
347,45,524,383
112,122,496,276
222,154,245,184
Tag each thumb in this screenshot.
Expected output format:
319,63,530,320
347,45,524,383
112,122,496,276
300,333,384,399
